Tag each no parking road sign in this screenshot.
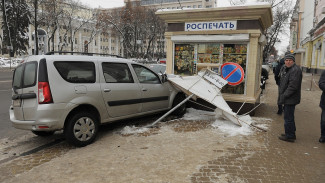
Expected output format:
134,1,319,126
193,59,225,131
221,62,244,86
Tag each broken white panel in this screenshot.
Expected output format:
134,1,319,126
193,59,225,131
168,69,242,126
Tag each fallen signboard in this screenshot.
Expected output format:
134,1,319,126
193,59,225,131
145,69,265,132
167,69,242,126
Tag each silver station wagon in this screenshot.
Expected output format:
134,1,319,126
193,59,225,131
9,54,186,146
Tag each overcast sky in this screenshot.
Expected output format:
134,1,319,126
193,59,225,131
79,0,234,8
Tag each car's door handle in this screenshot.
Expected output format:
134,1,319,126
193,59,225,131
104,89,111,92
12,93,36,100
142,88,147,91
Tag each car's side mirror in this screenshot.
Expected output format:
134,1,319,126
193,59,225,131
159,73,168,83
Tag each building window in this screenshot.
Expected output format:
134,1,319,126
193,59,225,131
198,5,202,8
206,5,212,8
193,5,197,8
312,44,316,66
322,41,325,66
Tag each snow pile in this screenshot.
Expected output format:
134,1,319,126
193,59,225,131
120,126,150,136
182,108,216,121
182,108,271,136
119,108,272,136
212,115,253,136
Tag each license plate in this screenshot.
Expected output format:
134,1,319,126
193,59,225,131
13,99,21,107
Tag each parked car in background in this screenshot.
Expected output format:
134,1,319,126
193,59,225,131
262,63,271,73
148,64,166,74
260,63,270,90
157,58,166,64
9,54,186,147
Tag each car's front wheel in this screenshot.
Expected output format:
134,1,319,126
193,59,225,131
65,112,99,147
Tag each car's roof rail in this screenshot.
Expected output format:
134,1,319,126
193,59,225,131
45,51,124,58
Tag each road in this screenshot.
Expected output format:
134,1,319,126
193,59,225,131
0,69,25,139
0,69,64,164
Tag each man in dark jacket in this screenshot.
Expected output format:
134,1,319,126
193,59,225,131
277,54,302,142
274,57,285,114
318,71,325,143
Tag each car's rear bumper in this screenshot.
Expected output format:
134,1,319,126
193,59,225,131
9,103,74,131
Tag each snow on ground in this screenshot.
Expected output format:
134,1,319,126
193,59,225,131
0,58,20,68
0,63,19,68
120,126,151,136
182,108,216,121
120,108,272,137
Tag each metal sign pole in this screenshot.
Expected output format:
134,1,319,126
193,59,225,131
144,94,194,128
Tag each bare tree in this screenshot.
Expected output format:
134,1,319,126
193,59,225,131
227,0,294,61
57,0,96,52
97,0,166,59
38,0,65,52
261,0,293,61
229,0,247,5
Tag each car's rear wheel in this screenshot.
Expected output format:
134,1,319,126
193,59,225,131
32,131,55,137
65,112,99,147
171,93,187,117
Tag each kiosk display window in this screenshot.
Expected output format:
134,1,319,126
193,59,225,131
221,44,247,94
173,43,248,94
198,43,220,64
174,44,195,76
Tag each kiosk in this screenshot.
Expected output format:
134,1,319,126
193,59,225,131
156,4,273,114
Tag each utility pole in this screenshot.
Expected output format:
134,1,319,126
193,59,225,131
34,0,38,55
1,0,4,56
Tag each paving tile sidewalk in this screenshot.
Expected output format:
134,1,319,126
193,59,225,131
1,72,325,183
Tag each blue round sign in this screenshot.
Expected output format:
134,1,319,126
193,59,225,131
221,62,244,86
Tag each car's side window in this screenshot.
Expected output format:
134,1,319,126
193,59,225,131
132,64,160,84
54,61,96,83
102,63,134,83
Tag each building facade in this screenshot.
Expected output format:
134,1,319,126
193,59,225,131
2,0,220,58
26,3,123,57
291,0,325,73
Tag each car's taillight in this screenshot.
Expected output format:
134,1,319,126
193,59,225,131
38,82,53,104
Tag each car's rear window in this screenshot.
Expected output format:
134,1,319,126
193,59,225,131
54,61,95,83
12,62,38,89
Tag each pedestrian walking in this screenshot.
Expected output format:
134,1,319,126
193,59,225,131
277,54,302,142
272,60,278,73
318,71,325,143
274,57,285,114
